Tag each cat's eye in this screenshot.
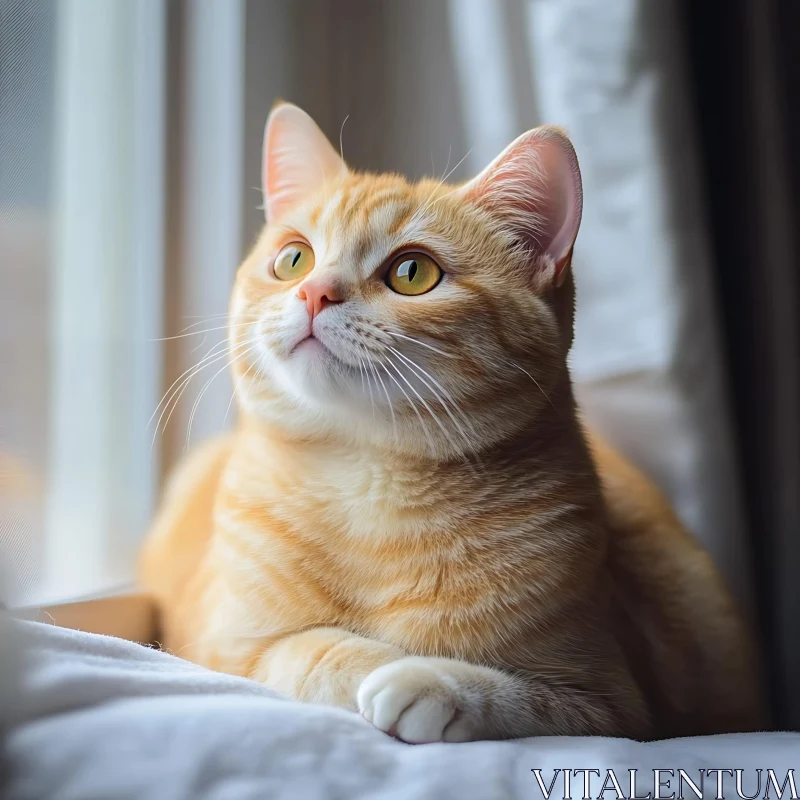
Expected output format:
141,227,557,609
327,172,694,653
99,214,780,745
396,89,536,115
385,253,442,296
273,242,315,281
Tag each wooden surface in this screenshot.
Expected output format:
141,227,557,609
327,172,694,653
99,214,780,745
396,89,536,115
14,592,158,645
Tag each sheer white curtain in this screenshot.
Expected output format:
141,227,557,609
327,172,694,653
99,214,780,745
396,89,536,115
1,0,54,606
0,0,168,605
1,0,247,607
42,0,166,603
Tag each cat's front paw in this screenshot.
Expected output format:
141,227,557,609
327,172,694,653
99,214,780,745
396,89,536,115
357,657,484,744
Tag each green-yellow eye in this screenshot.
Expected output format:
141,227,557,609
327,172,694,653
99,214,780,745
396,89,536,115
273,242,315,281
386,253,442,296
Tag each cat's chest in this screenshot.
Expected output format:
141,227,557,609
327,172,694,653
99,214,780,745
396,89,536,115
215,464,537,658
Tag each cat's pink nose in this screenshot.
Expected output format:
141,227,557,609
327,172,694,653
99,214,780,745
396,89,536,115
297,279,342,319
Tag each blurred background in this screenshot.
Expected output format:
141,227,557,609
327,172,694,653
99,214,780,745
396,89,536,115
0,0,797,726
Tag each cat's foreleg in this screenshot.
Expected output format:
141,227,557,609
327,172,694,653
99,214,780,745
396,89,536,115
358,655,649,743
252,629,647,743
250,627,404,709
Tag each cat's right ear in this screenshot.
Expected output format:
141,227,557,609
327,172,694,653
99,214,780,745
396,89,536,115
262,102,346,222
459,126,583,289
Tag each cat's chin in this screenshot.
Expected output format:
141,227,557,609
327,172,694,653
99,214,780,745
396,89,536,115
288,335,355,379
279,337,367,408
291,335,330,360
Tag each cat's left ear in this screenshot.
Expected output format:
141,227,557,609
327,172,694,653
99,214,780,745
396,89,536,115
460,126,582,288
262,102,346,222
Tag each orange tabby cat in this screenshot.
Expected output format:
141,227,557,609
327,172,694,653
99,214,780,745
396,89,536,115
140,103,764,742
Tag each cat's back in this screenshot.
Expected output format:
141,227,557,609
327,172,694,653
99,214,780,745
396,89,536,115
587,429,766,735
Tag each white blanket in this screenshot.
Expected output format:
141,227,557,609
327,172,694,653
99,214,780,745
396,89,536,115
3,619,798,799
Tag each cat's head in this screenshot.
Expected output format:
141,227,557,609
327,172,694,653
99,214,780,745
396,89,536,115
231,102,582,459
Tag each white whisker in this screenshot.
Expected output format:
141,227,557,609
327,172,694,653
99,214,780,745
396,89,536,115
148,338,233,433
383,330,453,358
224,357,258,427
185,344,256,449
380,358,438,457
356,341,377,422
372,359,397,443
150,320,257,342
155,344,246,448
366,360,381,425
389,360,466,459
504,357,554,409
410,147,472,225
384,356,462,459
339,113,350,167
190,333,209,354
388,346,481,453
357,354,367,399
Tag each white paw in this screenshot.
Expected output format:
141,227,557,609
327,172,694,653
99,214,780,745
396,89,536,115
357,657,482,744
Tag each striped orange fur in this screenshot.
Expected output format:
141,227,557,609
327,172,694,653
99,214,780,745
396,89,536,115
140,103,764,742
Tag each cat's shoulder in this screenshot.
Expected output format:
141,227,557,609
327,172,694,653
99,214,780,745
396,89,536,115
160,434,237,507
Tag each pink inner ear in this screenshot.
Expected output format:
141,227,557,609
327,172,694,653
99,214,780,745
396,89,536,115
262,103,346,222
463,127,583,285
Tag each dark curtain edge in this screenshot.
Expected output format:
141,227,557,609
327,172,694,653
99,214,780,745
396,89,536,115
681,0,800,728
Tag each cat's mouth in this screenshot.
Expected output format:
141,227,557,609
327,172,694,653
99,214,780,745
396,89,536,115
288,332,364,379
293,334,329,357
290,333,347,367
